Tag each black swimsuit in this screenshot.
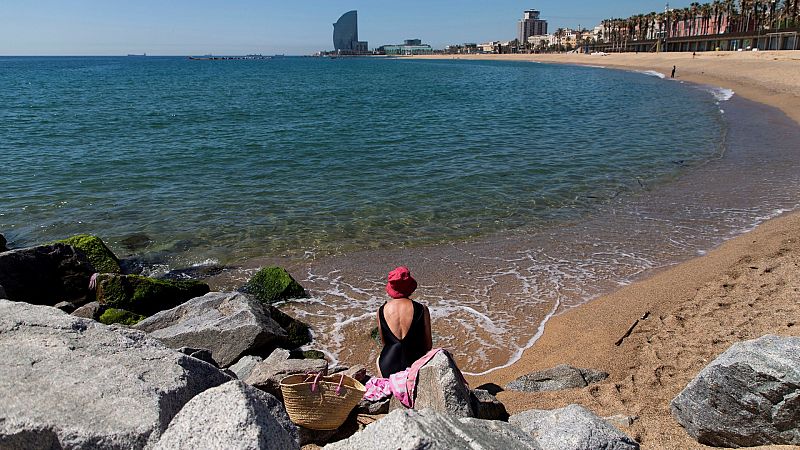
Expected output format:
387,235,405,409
378,300,428,377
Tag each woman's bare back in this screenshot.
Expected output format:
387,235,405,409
381,298,416,340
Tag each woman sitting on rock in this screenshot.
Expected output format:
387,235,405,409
376,266,433,377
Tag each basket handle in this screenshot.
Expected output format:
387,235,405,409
308,371,323,393
335,373,345,396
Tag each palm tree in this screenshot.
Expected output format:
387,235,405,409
554,28,566,51
724,0,738,32
712,0,724,34
700,3,712,35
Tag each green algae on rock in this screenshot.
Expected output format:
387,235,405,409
98,308,146,326
240,266,306,304
300,350,325,360
269,305,311,349
57,235,121,274
95,274,210,317
370,327,381,345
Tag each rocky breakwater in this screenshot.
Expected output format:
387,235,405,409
0,234,211,326
344,353,638,450
0,234,316,449
9,232,796,449
133,292,289,367
0,300,231,448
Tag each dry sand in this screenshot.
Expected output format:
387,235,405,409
410,52,800,449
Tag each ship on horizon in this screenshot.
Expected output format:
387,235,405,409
126,53,146,57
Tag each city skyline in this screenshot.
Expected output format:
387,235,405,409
2,0,711,55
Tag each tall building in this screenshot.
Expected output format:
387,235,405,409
333,10,368,53
518,10,548,44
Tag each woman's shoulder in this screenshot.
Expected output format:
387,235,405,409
410,300,429,316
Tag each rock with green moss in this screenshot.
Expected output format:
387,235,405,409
239,266,306,304
99,308,146,326
301,350,325,360
269,306,311,349
57,234,121,274
95,274,210,316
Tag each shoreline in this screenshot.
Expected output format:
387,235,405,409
244,52,800,382
409,52,800,449
409,51,800,125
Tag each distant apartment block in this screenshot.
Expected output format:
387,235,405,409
518,10,548,44
444,43,479,54
527,35,554,49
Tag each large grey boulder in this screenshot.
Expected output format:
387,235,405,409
229,355,264,380
176,347,219,368
134,292,287,367
510,404,640,450
154,380,298,450
506,364,609,392
244,349,327,400
389,351,473,418
0,300,230,449
326,408,540,450
72,301,101,320
0,243,94,306
356,398,391,415
671,334,800,447
470,389,509,421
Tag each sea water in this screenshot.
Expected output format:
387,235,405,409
1,56,723,260
2,56,799,373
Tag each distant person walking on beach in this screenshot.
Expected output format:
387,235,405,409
671,65,676,78
375,266,433,377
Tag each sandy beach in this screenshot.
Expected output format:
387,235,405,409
409,51,800,449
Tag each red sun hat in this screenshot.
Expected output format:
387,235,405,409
386,266,417,299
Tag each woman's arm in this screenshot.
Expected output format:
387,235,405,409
423,305,433,351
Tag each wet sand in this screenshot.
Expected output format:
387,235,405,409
411,52,800,449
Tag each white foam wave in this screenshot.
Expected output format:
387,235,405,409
707,87,735,102
463,295,561,377
191,259,218,267
636,70,666,79
736,208,793,234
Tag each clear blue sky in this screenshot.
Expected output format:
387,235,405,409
1,0,698,55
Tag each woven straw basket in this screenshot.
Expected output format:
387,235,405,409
280,372,366,430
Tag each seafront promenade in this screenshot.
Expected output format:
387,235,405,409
411,51,800,449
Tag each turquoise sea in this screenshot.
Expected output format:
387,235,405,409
1,56,723,262
3,56,799,373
